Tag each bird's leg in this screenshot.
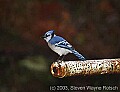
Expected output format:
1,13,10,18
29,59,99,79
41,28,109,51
57,55,65,62
57,56,61,61
61,55,65,61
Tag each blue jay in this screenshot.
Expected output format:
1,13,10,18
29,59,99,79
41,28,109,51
42,30,86,61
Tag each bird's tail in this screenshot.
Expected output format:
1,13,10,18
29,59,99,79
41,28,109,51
72,50,86,61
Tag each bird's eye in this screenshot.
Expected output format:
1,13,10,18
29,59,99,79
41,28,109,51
46,34,50,37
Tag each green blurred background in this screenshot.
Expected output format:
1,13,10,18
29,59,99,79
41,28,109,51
0,0,120,92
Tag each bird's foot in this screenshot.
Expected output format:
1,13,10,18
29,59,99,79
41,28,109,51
57,59,62,63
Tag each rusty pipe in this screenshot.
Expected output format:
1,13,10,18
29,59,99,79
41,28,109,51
51,59,120,78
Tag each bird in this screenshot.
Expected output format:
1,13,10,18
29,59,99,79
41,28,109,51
42,30,86,61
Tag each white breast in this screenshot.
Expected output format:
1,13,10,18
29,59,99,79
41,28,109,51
48,43,72,56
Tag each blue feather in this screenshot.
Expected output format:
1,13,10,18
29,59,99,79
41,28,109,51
72,50,86,61
49,36,65,44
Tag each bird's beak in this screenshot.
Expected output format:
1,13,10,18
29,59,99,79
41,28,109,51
41,35,46,38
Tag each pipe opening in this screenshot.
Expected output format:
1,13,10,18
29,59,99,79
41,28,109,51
53,67,58,74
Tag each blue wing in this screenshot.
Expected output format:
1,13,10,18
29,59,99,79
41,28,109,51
49,36,86,60
49,36,64,44
49,36,74,50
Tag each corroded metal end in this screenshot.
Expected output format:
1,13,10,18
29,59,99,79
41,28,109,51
51,61,66,78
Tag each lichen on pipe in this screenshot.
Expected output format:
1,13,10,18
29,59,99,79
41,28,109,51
50,59,120,78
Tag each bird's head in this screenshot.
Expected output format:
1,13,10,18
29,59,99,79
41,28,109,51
42,30,55,42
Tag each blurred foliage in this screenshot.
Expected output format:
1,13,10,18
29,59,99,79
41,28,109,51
20,56,47,71
0,0,120,92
